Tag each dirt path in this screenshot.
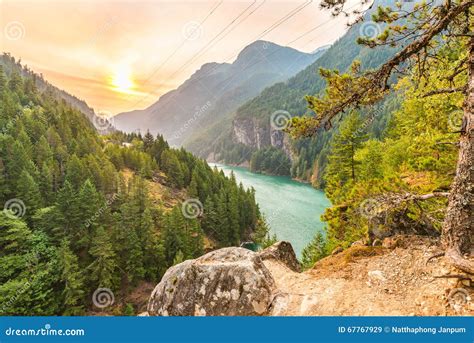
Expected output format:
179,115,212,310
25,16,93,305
266,236,473,316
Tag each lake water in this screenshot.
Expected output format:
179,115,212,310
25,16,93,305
210,163,331,257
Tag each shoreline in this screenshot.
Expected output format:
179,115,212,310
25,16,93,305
208,161,319,189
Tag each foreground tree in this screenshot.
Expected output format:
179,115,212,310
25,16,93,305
290,0,473,273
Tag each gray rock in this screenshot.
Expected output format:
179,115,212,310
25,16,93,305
258,241,301,272
147,247,275,316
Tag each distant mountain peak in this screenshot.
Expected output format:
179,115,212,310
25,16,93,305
113,40,324,144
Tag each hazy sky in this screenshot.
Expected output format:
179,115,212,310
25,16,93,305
0,0,363,115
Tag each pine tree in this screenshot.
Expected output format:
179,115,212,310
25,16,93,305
160,150,184,188
76,179,101,250
6,141,30,189
301,232,327,270
8,70,22,93
58,239,85,315
216,191,230,246
39,163,54,204
172,250,184,265
65,155,86,190
0,65,6,93
187,219,204,258
227,185,240,246
124,228,145,285
87,227,117,289
16,169,42,214
0,158,9,200
143,131,154,152
324,112,367,202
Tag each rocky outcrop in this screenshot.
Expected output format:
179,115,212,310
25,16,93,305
232,118,293,160
233,118,268,149
147,247,276,316
147,237,472,316
258,241,301,272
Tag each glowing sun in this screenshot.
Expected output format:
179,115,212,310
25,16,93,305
111,65,134,93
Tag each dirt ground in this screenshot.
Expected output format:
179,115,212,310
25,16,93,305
267,235,473,316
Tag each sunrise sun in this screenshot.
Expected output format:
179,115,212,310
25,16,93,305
111,65,134,93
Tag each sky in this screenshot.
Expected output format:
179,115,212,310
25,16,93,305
0,0,364,115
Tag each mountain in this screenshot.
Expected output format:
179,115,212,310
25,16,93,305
113,41,328,145
0,53,114,133
192,0,402,186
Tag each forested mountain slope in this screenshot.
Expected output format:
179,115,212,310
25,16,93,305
0,53,113,133
193,0,400,186
0,56,268,315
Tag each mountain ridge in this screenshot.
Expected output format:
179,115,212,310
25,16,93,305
112,40,329,145
0,53,113,133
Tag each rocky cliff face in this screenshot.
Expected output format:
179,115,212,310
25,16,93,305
232,118,293,159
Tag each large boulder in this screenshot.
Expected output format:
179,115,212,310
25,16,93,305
258,241,301,272
147,247,276,316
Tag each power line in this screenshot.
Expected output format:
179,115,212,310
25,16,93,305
126,0,314,111
126,1,223,99
172,1,258,77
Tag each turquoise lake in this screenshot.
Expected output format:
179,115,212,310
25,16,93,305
210,163,331,257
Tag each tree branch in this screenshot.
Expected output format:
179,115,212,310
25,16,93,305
422,85,468,97
319,0,473,124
